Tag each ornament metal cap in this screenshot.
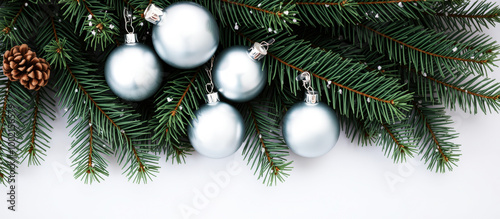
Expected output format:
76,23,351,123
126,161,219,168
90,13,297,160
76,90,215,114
206,92,220,104
247,42,267,61
125,33,138,44
304,91,319,105
144,4,164,24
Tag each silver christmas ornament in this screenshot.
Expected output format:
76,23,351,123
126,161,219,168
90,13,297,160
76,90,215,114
188,92,245,158
144,2,219,69
282,73,340,158
213,41,273,102
105,33,163,101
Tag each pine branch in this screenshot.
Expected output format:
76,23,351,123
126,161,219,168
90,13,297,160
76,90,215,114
48,17,159,183
59,0,119,50
88,118,94,172
192,0,298,32
59,0,89,25
113,133,160,183
409,99,460,172
83,1,120,50
0,1,35,48
359,23,487,64
0,80,13,186
336,100,417,162
329,27,500,115
43,38,73,70
63,62,158,183
168,139,193,164
299,29,399,77
325,29,500,115
403,64,500,114
341,21,498,76
340,116,377,146
19,89,56,166
294,0,441,27
0,81,12,143
378,122,417,163
220,27,412,123
272,79,301,115
152,68,207,163
70,117,112,184
298,0,430,5
241,89,292,186
422,0,500,31
219,0,288,17
0,79,29,186
1,2,25,35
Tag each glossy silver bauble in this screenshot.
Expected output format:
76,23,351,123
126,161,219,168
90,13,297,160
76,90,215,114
105,34,163,101
151,2,219,69
188,93,245,158
213,46,266,102
282,92,340,158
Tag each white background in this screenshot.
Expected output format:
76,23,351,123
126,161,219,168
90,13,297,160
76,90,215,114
2,5,500,219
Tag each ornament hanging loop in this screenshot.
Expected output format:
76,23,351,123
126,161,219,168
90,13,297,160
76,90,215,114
248,38,274,61
297,71,318,104
297,71,314,95
205,82,214,94
261,38,275,51
123,8,135,34
205,56,215,94
123,8,138,44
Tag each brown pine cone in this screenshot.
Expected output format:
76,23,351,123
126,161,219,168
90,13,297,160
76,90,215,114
2,44,51,90
19,57,50,91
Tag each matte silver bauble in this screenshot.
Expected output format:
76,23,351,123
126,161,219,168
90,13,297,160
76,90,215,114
213,45,267,102
188,93,245,158
105,34,162,101
145,2,219,69
282,92,340,158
